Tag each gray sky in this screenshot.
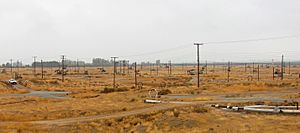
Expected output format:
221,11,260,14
0,0,300,64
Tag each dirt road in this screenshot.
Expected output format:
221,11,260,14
0,83,298,128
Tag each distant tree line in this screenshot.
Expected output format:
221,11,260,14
92,58,113,67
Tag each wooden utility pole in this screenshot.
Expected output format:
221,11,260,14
227,61,230,82
134,62,137,88
16,60,19,74
61,55,65,82
83,62,86,72
111,57,118,88
76,59,79,73
127,61,130,75
257,64,260,81
252,62,255,75
156,62,159,76
33,56,37,76
289,61,291,75
10,59,13,78
149,62,152,75
272,66,275,80
41,60,44,79
205,60,208,75
166,63,170,75
213,63,215,74
281,55,284,80
244,63,247,73
119,61,122,74
169,61,172,75
123,60,126,74
194,43,203,88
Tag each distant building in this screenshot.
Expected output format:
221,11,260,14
92,58,112,67
32,61,60,67
156,60,161,65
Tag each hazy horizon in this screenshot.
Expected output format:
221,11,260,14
0,0,300,64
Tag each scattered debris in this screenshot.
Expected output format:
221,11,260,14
8,79,18,85
187,69,196,75
212,103,300,114
148,89,159,98
1,69,6,73
144,99,161,104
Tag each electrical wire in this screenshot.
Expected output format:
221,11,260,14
119,33,300,58
119,44,192,58
203,33,300,44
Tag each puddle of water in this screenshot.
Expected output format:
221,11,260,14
9,91,70,99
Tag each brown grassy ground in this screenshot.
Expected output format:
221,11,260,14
0,65,299,132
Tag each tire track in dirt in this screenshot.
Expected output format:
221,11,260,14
0,103,188,128
0,100,255,127
0,90,297,128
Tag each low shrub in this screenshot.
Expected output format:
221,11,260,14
158,89,172,95
100,87,129,93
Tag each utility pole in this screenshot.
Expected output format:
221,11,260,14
41,60,44,79
111,57,118,88
123,60,126,74
119,61,122,74
289,61,291,75
281,55,284,80
76,59,79,73
244,63,247,73
10,59,13,78
83,62,86,72
169,60,172,75
50,63,52,71
33,56,37,76
252,62,255,75
181,63,184,71
272,59,274,80
149,62,152,75
257,64,260,81
205,60,208,75
16,60,19,74
227,61,230,82
213,63,215,74
61,55,65,82
167,63,170,75
134,62,137,88
273,66,275,80
156,62,159,76
127,61,130,75
194,43,203,88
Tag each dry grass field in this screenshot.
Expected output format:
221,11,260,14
0,65,300,132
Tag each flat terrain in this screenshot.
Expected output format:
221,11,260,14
0,65,300,132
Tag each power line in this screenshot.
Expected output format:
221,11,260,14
120,33,300,59
119,44,192,58
203,33,300,44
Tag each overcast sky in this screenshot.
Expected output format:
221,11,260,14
0,0,300,64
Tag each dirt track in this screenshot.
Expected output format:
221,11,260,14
0,97,293,128
0,103,185,128
0,83,299,129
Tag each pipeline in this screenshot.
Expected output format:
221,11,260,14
211,104,300,114
144,99,161,104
